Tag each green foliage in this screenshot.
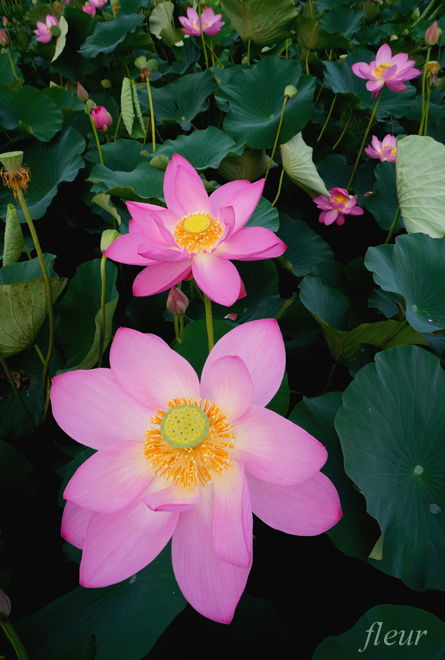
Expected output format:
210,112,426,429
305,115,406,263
221,0,298,44
80,13,145,58
0,85,64,141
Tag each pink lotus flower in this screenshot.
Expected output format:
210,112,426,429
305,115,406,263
105,154,286,307
351,43,421,100
313,187,364,226
91,106,113,132
51,320,341,623
365,134,397,162
0,28,8,47
82,3,96,17
179,6,224,36
90,0,108,7
34,15,59,44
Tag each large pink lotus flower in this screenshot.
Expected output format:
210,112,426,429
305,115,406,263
179,6,224,36
351,44,421,99
91,106,113,132
51,320,341,623
313,187,364,226
34,15,59,44
105,154,286,307
365,134,397,163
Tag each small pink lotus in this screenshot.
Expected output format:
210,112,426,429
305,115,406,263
351,44,421,100
91,106,113,132
34,15,59,44
105,154,286,307
365,134,397,163
0,28,8,47
179,6,224,36
82,3,96,17
90,0,108,7
313,187,364,226
51,319,341,623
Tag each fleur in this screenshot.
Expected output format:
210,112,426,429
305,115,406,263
82,3,96,17
105,154,287,307
179,6,224,36
364,134,397,163
76,82,89,103
51,320,342,623
0,588,11,617
90,0,108,7
90,106,113,132
351,44,421,100
34,15,59,44
0,28,8,47
313,187,364,226
167,287,189,315
425,21,440,47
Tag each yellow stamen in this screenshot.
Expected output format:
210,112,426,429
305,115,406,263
374,62,392,78
427,61,440,76
174,212,223,254
144,398,235,488
333,195,348,204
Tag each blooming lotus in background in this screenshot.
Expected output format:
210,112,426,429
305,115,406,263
313,187,364,226
34,15,59,43
90,0,108,7
105,154,286,307
179,6,224,36
91,106,113,132
82,3,96,17
51,320,342,623
351,44,421,99
365,134,397,163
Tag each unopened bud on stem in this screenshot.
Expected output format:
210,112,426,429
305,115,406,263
167,287,189,315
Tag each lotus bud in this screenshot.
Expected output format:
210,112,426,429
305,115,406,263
0,589,11,618
166,287,189,316
3,16,9,27
0,150,23,172
101,79,112,88
50,24,61,37
224,313,238,321
77,82,89,102
0,28,8,47
91,105,113,132
425,20,440,46
100,229,121,253
284,85,297,99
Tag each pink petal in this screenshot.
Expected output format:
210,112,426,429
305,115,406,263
175,164,211,215
366,79,385,92
385,80,406,92
201,319,285,407
351,62,370,79
215,227,286,261
61,501,93,549
395,67,421,81
371,135,382,152
246,471,342,536
64,440,153,513
219,205,235,241
381,134,396,148
210,179,264,232
364,146,380,159
138,246,188,263
51,369,152,450
143,480,202,512
348,206,364,215
186,6,198,21
390,52,409,68
200,7,215,23
382,65,397,80
375,43,392,66
104,232,155,265
234,406,327,485
172,487,250,623
192,253,242,306
110,327,200,409
201,355,254,421
133,260,193,297
323,208,340,225
80,502,178,587
212,462,252,567
127,201,178,237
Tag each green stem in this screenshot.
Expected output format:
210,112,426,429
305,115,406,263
198,4,209,69
247,39,251,65
272,168,285,207
205,40,223,67
85,103,104,166
23,243,32,260
347,89,383,191
412,0,436,27
16,188,54,405
179,314,184,345
34,343,51,423
384,207,400,245
173,314,182,345
146,77,156,153
203,294,214,353
317,93,337,142
309,0,314,18
332,113,352,150
0,618,30,660
265,96,288,180
419,47,431,136
0,351,35,431
424,85,432,135
210,35,215,66
114,112,122,142
98,254,107,368
6,47,18,80
315,81,324,104
305,48,310,75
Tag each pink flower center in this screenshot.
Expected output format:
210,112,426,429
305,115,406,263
174,212,223,254
374,62,392,78
144,398,235,488
333,195,349,204
381,146,396,158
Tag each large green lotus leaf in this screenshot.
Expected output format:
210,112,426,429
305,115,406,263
216,58,315,149
84,138,150,170
365,233,445,332
245,196,279,231
79,13,145,58
220,0,297,44
296,17,351,51
0,85,63,141
289,394,380,560
42,87,84,132
56,259,119,372
299,276,350,330
319,6,366,39
276,214,334,277
316,154,351,190
335,346,445,591
89,162,164,202
366,160,403,232
0,51,22,87
154,127,244,170
15,545,186,660
313,605,445,658
138,70,217,131
396,135,445,238
120,0,149,14
280,132,330,198
149,0,174,39
0,129,85,223
218,149,270,182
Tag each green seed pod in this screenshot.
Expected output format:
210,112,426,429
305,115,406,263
3,204,24,266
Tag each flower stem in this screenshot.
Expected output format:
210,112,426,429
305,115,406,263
179,313,185,345
347,89,383,191
203,294,214,353
98,254,107,368
0,618,30,660
146,77,156,152
198,4,209,69
85,103,104,166
424,86,432,135
173,314,182,345
384,206,400,245
332,113,352,150
114,112,122,142
265,96,288,180
0,351,35,431
34,344,51,424
317,93,337,141
6,47,18,80
272,168,285,207
305,48,310,75
210,35,215,66
16,188,54,405
205,40,223,67
419,47,431,136
247,39,251,65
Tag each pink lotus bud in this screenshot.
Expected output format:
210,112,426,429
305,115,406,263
3,16,9,27
0,28,8,46
224,313,238,321
77,82,89,103
425,21,440,46
0,588,11,617
166,287,189,315
90,106,113,132
82,3,96,17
